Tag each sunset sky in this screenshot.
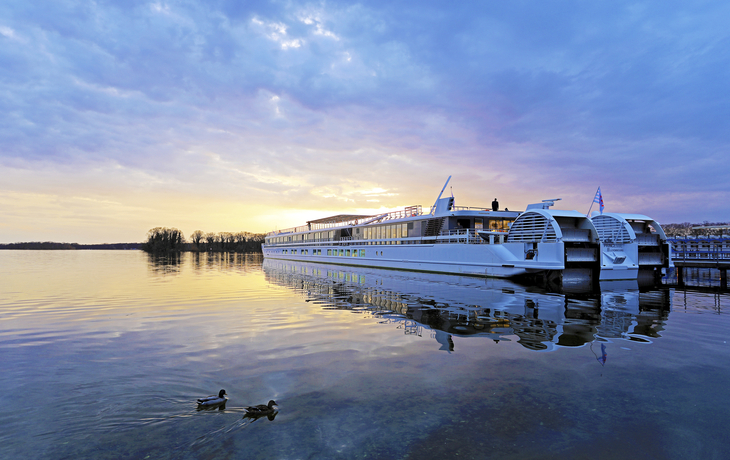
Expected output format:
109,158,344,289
1,0,729,243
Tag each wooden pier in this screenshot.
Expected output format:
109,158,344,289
669,237,730,288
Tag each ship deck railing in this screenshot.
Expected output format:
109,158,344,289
370,205,424,223
426,204,505,214
266,228,508,247
450,205,501,212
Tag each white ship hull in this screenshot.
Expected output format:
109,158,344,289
264,179,671,284
264,240,566,278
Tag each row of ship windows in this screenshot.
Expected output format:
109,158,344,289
267,219,513,245
267,223,409,244
281,248,372,257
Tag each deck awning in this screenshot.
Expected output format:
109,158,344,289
307,214,374,225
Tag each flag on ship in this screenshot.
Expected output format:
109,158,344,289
593,187,604,214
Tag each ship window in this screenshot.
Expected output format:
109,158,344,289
457,218,470,229
339,249,344,256
352,250,357,257
327,249,331,255
346,249,351,256
475,218,483,230
359,249,366,257
317,249,322,255
490,219,511,231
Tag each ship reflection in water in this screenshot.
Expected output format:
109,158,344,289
263,259,670,353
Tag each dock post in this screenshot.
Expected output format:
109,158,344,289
721,269,728,289
677,266,684,287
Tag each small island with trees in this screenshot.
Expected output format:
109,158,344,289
140,227,265,254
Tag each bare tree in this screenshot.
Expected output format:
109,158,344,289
190,230,205,251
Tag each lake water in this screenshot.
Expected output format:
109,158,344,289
1,250,729,459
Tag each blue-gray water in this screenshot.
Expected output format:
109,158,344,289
1,250,729,459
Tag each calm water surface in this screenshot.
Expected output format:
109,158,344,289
1,251,729,459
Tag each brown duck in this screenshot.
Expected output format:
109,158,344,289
243,400,278,416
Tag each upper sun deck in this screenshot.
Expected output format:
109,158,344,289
267,205,425,236
266,201,521,238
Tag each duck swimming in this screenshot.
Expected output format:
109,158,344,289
197,389,227,407
243,400,277,417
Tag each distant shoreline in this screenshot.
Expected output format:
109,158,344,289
0,242,264,252
0,242,143,250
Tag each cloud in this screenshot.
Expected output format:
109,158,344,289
1,0,729,242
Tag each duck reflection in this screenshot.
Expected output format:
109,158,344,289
196,402,227,411
244,411,278,422
263,259,671,352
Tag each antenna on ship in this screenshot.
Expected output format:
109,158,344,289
431,176,452,215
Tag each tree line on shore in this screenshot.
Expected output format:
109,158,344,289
141,227,265,254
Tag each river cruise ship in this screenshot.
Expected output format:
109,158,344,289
263,179,671,283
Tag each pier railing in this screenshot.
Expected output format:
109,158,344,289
667,237,730,289
669,237,730,262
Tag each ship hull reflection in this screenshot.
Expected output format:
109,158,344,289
263,259,671,352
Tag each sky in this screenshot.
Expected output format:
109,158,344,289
1,0,729,243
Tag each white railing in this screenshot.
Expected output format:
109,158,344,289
265,228,508,247
670,238,730,261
